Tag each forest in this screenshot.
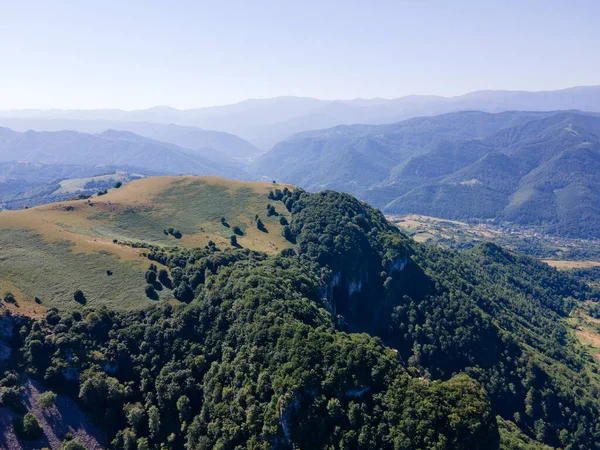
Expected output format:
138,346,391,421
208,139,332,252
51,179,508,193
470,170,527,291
1,186,600,449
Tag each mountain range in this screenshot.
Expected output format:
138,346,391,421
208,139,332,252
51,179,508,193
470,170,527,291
0,126,248,176
3,85,600,149
255,110,600,238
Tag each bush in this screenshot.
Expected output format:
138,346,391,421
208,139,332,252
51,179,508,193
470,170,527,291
256,218,266,232
145,270,157,284
38,391,57,409
158,269,171,287
145,284,156,298
282,225,295,242
0,386,26,413
62,438,86,450
34,297,42,304
14,413,43,440
73,290,86,305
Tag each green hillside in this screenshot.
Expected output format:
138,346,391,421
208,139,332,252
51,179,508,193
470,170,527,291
1,181,600,449
0,176,292,312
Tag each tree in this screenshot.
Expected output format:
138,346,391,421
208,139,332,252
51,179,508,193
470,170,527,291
145,270,157,284
73,290,86,304
177,395,191,423
148,405,161,439
62,438,86,450
14,413,43,440
158,269,171,288
38,391,57,409
256,218,266,232
282,225,294,242
145,284,156,299
230,235,238,246
114,181,123,189
232,226,243,236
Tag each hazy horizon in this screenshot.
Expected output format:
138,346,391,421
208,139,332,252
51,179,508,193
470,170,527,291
1,84,599,113
2,0,599,110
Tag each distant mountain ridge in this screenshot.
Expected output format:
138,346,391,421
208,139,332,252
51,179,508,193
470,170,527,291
254,109,600,238
0,119,261,159
3,85,600,148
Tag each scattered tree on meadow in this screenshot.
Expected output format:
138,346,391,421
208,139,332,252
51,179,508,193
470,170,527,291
73,290,86,304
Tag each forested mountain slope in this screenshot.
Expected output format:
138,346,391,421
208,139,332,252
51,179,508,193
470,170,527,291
256,110,600,238
1,180,599,449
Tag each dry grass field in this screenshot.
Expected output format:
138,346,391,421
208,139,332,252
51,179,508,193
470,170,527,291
0,176,293,313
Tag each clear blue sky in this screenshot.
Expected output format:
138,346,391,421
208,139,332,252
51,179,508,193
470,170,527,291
1,0,598,109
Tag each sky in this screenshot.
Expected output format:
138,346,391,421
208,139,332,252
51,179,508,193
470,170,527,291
1,0,599,110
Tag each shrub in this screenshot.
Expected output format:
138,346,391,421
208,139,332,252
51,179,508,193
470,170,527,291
158,269,171,287
145,270,157,284
62,438,86,450
106,270,113,276
14,413,43,440
0,386,26,413
73,290,86,304
256,218,266,232
34,297,42,304
38,391,57,409
282,225,295,242
145,284,156,298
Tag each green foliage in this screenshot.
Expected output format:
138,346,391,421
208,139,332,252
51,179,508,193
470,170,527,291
38,390,57,409
62,438,87,450
14,413,43,440
4,186,600,449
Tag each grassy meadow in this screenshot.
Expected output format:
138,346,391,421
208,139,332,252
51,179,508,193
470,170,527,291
0,176,293,313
